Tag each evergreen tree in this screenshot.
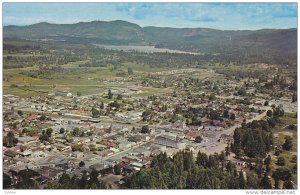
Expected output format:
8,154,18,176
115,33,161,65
283,180,294,189
114,164,121,175
3,173,12,189
261,173,272,189
238,172,246,189
108,89,113,99
282,136,293,151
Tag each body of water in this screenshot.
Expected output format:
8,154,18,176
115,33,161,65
94,44,201,55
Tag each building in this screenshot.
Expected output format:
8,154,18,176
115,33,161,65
55,91,73,97
17,136,38,145
219,134,234,143
36,167,64,181
130,162,144,171
154,135,186,149
185,131,202,141
72,151,84,159
4,150,19,158
89,163,106,172
53,143,71,151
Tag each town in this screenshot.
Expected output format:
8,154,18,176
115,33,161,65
3,61,297,188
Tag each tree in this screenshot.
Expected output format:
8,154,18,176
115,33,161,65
108,89,113,99
272,168,292,189
195,136,203,143
282,136,293,151
292,92,297,103
266,110,273,117
59,172,72,189
17,110,23,116
39,130,50,142
117,94,122,100
223,109,229,118
208,93,216,101
3,173,12,189
237,88,247,96
264,155,271,165
39,114,46,121
44,181,62,189
100,101,104,109
79,161,85,167
27,128,37,136
128,67,133,75
88,169,100,188
239,172,246,189
277,156,286,166
3,131,18,147
46,128,53,137
283,180,294,189
141,125,150,134
91,107,100,117
226,161,236,173
225,145,231,156
114,164,121,175
72,128,80,136
196,152,208,168
261,173,272,189
230,113,236,121
59,128,65,134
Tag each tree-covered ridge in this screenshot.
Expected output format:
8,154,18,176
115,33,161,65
3,20,297,66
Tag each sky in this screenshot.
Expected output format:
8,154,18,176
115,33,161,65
3,3,298,30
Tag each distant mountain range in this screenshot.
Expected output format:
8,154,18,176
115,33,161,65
3,20,297,55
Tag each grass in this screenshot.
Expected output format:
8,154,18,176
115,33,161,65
4,58,183,98
269,112,297,185
272,112,297,152
134,87,173,97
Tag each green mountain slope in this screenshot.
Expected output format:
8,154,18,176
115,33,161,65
3,20,297,55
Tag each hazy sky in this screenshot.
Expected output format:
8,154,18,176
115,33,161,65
3,3,297,30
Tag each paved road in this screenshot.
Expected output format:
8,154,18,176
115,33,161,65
199,108,271,155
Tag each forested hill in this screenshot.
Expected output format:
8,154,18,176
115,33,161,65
3,20,297,56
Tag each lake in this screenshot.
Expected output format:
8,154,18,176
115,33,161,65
94,44,201,55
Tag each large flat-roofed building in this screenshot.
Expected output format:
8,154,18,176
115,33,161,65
154,135,186,149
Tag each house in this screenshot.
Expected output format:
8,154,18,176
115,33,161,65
172,120,187,129
27,115,37,121
72,151,84,159
53,143,71,151
31,150,47,158
219,134,234,143
101,149,114,157
4,150,19,158
185,131,202,141
100,140,118,148
234,160,247,168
